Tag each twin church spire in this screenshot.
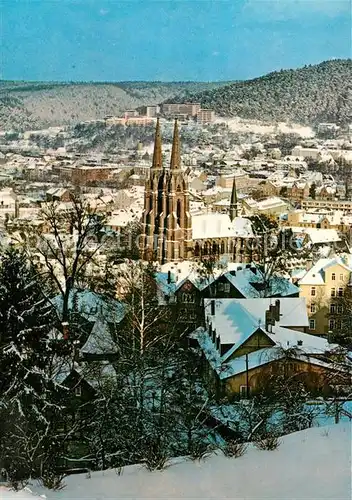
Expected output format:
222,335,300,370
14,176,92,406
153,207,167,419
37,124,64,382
151,117,163,169
142,118,192,263
151,117,181,171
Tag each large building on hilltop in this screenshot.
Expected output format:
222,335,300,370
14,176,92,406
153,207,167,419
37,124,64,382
141,119,254,263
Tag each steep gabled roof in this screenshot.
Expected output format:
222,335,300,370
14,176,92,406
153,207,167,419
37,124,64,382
299,255,352,286
51,288,125,324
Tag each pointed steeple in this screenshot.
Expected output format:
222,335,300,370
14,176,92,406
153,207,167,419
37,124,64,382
152,117,162,169
170,119,180,170
229,175,238,221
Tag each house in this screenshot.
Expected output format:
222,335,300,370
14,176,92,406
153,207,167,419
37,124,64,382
46,187,71,202
51,289,125,360
157,262,299,301
242,196,290,219
155,262,300,333
298,255,352,335
302,228,349,255
190,298,348,399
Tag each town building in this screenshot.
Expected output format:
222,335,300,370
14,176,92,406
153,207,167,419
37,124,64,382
162,103,201,117
298,255,352,336
190,298,345,399
145,105,160,118
196,109,215,124
242,196,290,219
301,199,352,213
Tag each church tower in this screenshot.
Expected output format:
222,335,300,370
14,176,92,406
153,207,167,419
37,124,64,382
141,119,192,263
229,175,239,221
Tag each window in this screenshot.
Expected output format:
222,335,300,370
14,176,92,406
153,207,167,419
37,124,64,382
337,304,343,314
338,288,343,297
182,293,195,303
332,273,336,281
310,303,316,313
311,287,316,297
75,386,82,397
339,274,344,282
336,319,342,330
330,303,336,314
187,312,197,323
217,282,224,292
329,319,335,331
309,319,316,330
331,288,336,297
240,385,250,398
224,283,230,293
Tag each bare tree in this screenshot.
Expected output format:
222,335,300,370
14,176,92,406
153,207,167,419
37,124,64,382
22,194,109,328
249,214,307,297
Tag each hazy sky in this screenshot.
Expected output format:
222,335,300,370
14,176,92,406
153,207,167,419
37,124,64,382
2,0,351,82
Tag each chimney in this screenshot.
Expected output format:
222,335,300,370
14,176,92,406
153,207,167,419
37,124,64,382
216,335,220,351
167,270,171,284
62,322,69,340
265,310,273,333
210,299,215,316
15,199,19,219
269,304,276,322
274,299,280,322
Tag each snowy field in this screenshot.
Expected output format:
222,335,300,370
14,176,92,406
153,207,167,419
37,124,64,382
215,116,314,138
2,423,351,500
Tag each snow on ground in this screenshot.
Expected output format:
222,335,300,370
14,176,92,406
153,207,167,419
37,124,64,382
2,423,351,500
0,488,40,500
216,116,314,138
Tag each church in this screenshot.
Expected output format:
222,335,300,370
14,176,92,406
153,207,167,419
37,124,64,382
141,119,254,264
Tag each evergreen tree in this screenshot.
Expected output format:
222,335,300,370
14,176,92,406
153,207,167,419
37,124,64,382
309,183,317,200
0,246,63,483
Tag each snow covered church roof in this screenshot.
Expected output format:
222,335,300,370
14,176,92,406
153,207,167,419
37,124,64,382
192,213,254,240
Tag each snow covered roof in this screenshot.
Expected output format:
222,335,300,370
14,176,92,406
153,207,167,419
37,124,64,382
106,208,141,228
191,296,340,380
192,324,337,380
305,228,342,244
192,213,254,240
298,255,352,286
224,268,299,298
155,262,299,299
51,289,125,324
80,319,118,355
46,187,68,197
203,297,309,353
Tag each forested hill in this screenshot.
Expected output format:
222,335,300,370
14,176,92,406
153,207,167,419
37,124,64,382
0,81,229,131
1,60,351,131
176,60,352,125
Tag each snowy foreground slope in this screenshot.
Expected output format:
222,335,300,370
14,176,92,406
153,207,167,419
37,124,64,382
2,423,351,500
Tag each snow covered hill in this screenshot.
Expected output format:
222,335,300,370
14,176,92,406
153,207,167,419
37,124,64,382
3,423,351,500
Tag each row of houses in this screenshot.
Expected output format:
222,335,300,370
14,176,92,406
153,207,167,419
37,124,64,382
55,256,351,404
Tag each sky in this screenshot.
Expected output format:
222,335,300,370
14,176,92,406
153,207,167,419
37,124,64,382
1,0,351,82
